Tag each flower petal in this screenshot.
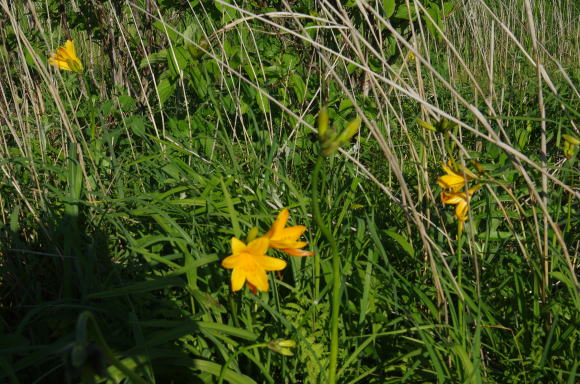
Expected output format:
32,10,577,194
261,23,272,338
246,236,269,256
56,46,73,61
283,248,314,257
246,266,269,291
281,225,307,240
231,237,246,254
49,57,72,71
468,184,482,195
270,239,307,249
455,200,469,221
231,268,246,291
221,253,241,269
65,40,76,56
266,209,289,238
257,255,287,271
441,192,465,205
438,174,464,191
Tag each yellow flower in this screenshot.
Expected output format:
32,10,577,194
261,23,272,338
440,185,481,234
437,162,471,192
265,209,314,257
49,40,83,74
221,236,286,292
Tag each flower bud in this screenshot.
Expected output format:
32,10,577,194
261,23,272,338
318,107,329,139
267,339,296,356
246,227,259,243
318,107,361,156
562,134,579,158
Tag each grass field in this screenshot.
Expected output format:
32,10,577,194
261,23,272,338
0,0,578,383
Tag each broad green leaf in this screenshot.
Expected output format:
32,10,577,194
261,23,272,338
256,89,270,114
394,4,415,20
383,0,396,18
384,229,415,257
157,77,177,106
139,49,167,69
153,20,180,43
126,115,146,137
167,46,190,76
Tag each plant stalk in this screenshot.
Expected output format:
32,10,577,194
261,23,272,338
311,155,341,383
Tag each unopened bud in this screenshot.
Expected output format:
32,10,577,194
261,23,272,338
562,134,579,158
246,227,259,243
318,107,329,139
337,115,361,144
267,339,296,356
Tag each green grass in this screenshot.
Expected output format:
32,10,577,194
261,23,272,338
0,0,578,383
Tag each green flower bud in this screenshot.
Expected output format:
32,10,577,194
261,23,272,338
246,227,259,243
318,107,362,156
267,339,296,356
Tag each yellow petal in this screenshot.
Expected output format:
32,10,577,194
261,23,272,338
246,236,269,256
56,46,73,61
438,162,471,192
441,163,459,177
281,225,307,241
231,268,246,291
49,57,71,71
246,266,269,291
221,254,241,269
231,237,246,254
441,192,465,205
257,255,287,271
65,40,76,56
455,200,469,221
266,209,289,238
270,239,307,249
438,174,465,191
468,184,482,195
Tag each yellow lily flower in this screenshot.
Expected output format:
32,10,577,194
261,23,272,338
437,162,471,192
49,40,83,74
440,185,481,234
265,209,314,257
221,236,286,292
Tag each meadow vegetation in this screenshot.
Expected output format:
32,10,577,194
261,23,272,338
0,0,578,383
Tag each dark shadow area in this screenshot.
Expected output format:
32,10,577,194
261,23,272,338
0,202,204,383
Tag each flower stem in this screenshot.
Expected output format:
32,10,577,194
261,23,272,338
311,155,340,383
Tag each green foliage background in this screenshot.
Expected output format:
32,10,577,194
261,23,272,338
0,0,578,383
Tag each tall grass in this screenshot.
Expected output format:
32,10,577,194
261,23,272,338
0,0,578,382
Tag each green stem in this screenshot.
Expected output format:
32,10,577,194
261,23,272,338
311,155,340,384
217,344,266,384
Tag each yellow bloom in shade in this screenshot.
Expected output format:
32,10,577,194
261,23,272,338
437,162,471,192
221,236,286,292
265,209,314,257
49,40,83,73
440,185,481,234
